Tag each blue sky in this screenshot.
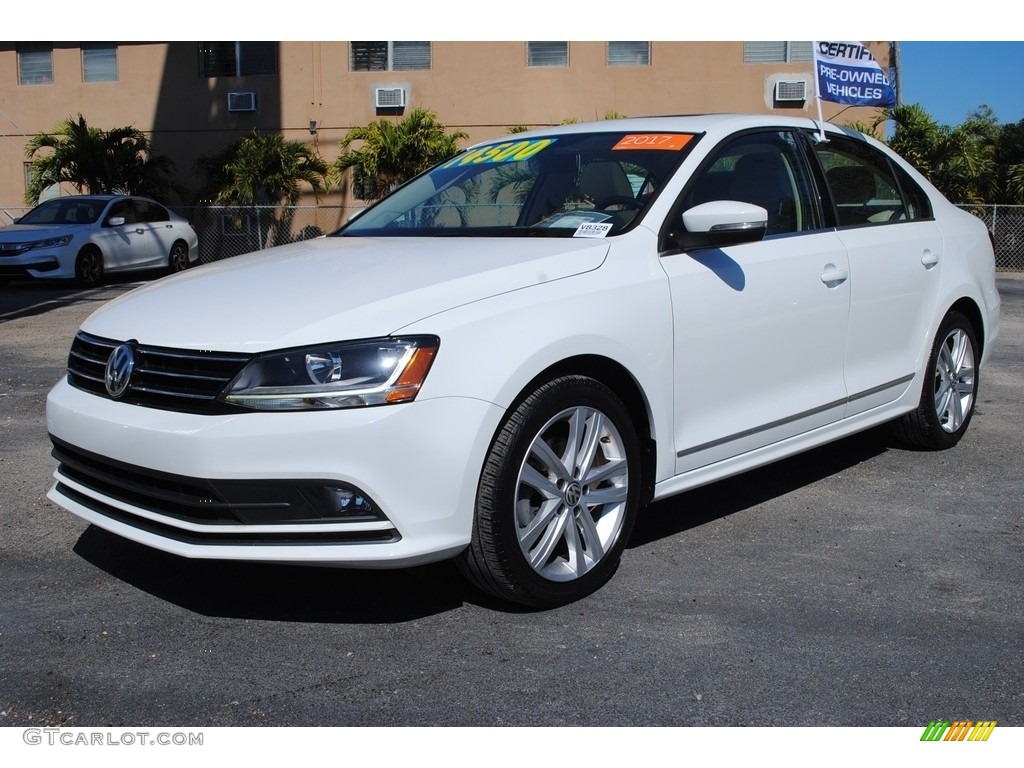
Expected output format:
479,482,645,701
898,42,1024,127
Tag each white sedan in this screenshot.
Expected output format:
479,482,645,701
45,115,1000,608
0,195,198,287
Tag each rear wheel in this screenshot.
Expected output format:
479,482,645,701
893,310,979,450
168,241,190,274
458,376,641,608
75,246,104,288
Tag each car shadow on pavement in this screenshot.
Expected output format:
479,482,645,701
630,427,890,546
71,427,892,622
72,527,482,622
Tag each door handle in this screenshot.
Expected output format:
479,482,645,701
820,265,848,287
921,250,939,268
134,228,145,234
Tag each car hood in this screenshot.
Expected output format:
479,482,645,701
0,223,85,238
80,236,611,351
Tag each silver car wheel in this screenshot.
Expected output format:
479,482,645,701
169,241,190,272
934,327,976,434
75,247,104,288
515,405,630,582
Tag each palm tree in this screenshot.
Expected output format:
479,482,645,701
195,130,331,248
994,118,1024,204
878,104,994,204
333,108,468,201
25,114,177,203
200,130,330,206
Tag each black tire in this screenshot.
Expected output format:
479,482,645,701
75,246,104,288
168,241,190,274
893,310,979,450
458,375,641,608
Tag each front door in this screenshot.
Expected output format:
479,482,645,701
661,129,852,475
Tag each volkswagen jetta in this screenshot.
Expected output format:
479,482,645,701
46,115,1001,607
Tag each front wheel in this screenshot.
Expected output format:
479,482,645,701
458,376,641,608
893,310,979,450
75,246,104,288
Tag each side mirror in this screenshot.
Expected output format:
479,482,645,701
672,200,767,251
107,216,126,227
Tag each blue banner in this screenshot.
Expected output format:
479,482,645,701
813,41,896,107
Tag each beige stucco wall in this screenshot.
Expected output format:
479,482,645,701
0,41,892,210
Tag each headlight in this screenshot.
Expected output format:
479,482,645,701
29,235,74,250
1,235,73,255
221,336,439,411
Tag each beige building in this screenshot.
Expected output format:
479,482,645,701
0,41,893,210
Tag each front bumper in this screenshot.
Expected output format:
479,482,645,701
46,378,504,567
0,253,66,278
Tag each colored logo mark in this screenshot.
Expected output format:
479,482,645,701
921,720,997,742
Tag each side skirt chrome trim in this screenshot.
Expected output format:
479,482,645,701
676,374,915,458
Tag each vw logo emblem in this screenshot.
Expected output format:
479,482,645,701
104,344,135,398
563,481,583,508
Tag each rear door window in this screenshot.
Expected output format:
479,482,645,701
815,135,932,226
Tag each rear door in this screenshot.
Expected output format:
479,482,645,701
813,134,943,415
96,199,159,271
134,200,177,268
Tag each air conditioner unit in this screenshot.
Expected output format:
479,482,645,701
227,91,258,112
774,80,807,103
374,87,406,109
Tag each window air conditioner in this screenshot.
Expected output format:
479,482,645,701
374,87,406,109
774,80,807,103
227,91,258,112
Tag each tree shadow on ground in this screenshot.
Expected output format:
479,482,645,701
0,277,145,325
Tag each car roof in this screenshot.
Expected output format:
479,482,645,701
31,195,171,211
39,195,157,203
466,113,852,148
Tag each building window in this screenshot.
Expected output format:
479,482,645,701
351,42,431,71
607,42,650,67
83,43,118,83
527,42,568,68
743,42,813,63
17,43,53,85
199,42,278,77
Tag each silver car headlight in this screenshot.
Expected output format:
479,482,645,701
2,235,73,255
31,234,74,250
221,336,439,411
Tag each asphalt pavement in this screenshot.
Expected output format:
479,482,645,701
0,275,1021,729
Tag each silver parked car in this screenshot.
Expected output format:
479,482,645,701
0,195,199,287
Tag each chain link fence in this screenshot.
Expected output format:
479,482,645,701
4,202,1024,271
170,205,361,264
956,204,1024,272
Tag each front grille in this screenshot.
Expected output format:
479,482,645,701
57,484,397,546
67,331,251,413
51,437,397,544
53,437,240,524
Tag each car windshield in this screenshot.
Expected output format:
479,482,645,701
19,199,105,226
336,132,699,238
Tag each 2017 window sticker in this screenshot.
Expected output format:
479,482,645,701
612,134,694,151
